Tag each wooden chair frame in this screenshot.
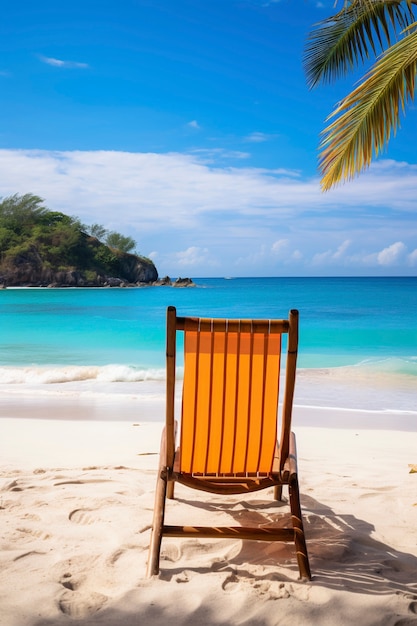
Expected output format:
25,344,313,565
147,306,311,580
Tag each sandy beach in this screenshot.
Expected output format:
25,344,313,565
1,387,416,626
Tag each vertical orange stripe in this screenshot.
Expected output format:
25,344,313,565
259,334,280,470
222,332,238,473
216,329,228,474
232,331,250,472
207,329,226,472
255,333,269,471
247,334,265,470
203,329,214,473
194,331,211,473
181,329,198,472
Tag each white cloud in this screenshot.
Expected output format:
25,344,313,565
333,239,351,259
408,249,417,266
291,250,303,261
312,240,351,266
244,132,275,143
377,241,407,266
271,239,289,255
191,148,250,161
175,246,217,268
187,120,200,129
39,56,89,69
0,149,416,276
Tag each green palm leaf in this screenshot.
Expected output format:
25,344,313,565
305,0,415,87
319,23,417,190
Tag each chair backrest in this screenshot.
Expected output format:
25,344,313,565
165,307,299,476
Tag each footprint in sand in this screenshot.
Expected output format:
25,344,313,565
58,589,108,619
59,573,82,591
69,508,102,525
53,555,99,584
358,485,396,499
15,526,51,541
105,544,143,578
161,543,182,563
57,562,108,619
59,572,86,591
3,480,23,492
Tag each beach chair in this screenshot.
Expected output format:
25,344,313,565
147,306,311,580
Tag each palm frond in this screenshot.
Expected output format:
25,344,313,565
342,0,416,10
305,0,416,88
319,24,417,190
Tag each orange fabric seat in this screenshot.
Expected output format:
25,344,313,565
181,318,282,475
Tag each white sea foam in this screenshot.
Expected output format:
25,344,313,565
353,355,417,377
0,364,167,385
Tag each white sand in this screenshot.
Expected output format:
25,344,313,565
1,393,417,626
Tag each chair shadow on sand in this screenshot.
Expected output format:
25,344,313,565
155,489,417,598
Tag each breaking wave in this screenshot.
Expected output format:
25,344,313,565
0,364,167,385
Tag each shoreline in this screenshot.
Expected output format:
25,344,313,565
0,398,416,429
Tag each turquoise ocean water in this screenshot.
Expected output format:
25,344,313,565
0,277,416,414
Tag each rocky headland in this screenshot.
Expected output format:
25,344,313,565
0,236,158,288
0,193,195,288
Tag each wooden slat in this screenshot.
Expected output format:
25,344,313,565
176,317,289,333
176,474,281,495
163,525,295,542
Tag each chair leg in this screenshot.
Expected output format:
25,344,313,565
146,469,167,577
274,485,283,501
167,478,175,499
289,477,311,581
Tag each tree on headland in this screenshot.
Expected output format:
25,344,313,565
105,231,136,253
88,223,108,241
305,0,417,190
0,194,83,262
85,223,136,253
0,193,47,233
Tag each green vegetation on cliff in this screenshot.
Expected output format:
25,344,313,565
0,194,158,286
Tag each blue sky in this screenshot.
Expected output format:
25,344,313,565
1,0,416,277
